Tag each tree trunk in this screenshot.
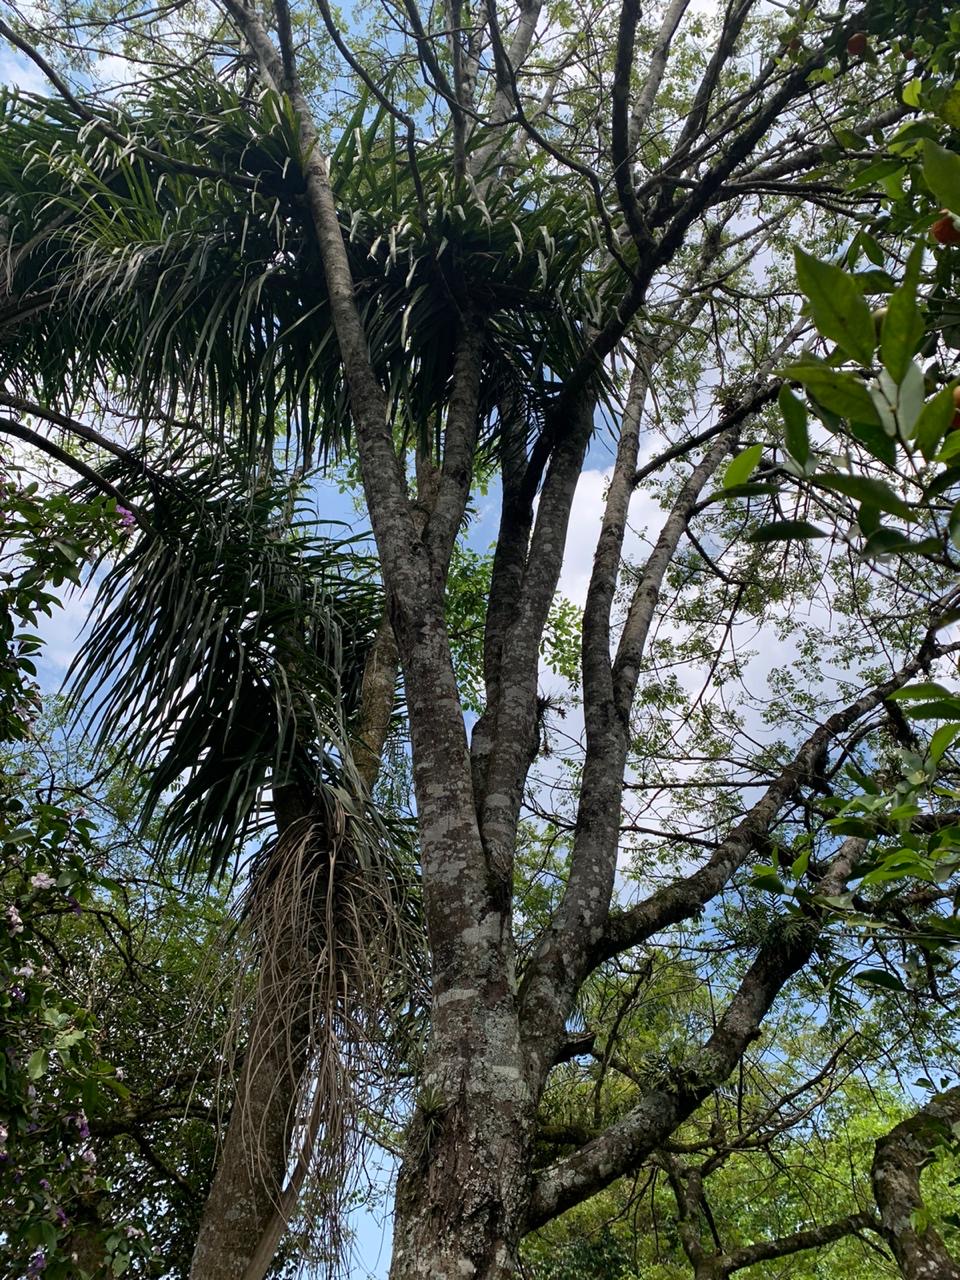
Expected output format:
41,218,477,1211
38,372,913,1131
188,927,306,1280
388,918,532,1280
190,620,399,1280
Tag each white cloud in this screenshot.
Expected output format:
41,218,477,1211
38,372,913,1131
35,585,96,681
0,48,48,95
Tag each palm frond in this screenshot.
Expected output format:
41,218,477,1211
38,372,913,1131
0,73,612,469
69,455,383,879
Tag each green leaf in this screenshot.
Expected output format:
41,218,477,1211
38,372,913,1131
848,419,896,467
889,683,953,702
778,384,809,467
939,84,960,131
881,274,924,385
853,968,906,993
27,1049,47,1080
923,139,960,211
849,158,905,192
862,529,942,558
912,384,957,461
816,473,913,521
723,442,763,489
899,699,960,721
858,231,885,267
858,504,881,537
716,482,780,500
927,466,960,499
747,520,827,544
752,870,786,895
937,430,960,463
784,363,881,425
794,248,876,364
929,723,960,765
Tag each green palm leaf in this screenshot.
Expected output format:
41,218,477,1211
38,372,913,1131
69,455,383,880
0,73,611,470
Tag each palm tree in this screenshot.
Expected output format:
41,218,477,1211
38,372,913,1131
0,79,432,1274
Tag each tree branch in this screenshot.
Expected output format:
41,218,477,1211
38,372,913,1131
525,838,866,1227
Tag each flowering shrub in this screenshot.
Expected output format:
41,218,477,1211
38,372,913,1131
1,465,153,1276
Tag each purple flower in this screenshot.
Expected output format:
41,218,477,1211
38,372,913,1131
54,1206,69,1227
26,1248,46,1274
117,506,136,530
10,986,25,1003
29,872,55,890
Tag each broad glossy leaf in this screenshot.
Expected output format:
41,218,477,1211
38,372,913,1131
723,442,763,489
862,528,941,558
897,699,960,720
923,139,960,211
889,682,953,702
747,520,827,544
784,363,881,425
794,248,875,364
881,284,924,384
913,384,957,461
853,968,906,993
816,473,913,520
929,723,960,765
778,384,809,468
848,419,896,466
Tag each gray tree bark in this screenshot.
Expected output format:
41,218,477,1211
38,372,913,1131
873,1089,960,1280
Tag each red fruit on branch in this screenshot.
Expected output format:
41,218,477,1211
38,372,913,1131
932,214,960,247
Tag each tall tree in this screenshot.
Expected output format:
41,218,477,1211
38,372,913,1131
2,1,960,1278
